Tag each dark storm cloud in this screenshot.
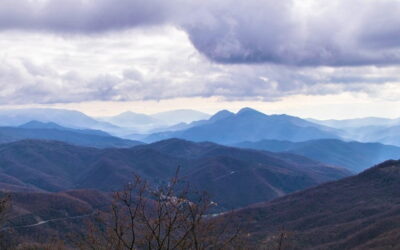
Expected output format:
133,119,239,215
1,0,400,67
0,0,171,33
181,0,400,67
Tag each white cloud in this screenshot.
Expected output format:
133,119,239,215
0,27,399,106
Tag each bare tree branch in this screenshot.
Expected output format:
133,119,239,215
77,170,242,250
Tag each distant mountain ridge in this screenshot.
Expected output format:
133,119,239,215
4,108,400,148
310,116,400,147
19,120,111,137
145,108,340,144
0,108,121,134
342,125,400,147
99,109,210,133
152,109,211,125
0,121,143,148
19,120,66,130
98,111,164,131
235,139,400,172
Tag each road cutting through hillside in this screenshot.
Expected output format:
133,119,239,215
1,211,97,231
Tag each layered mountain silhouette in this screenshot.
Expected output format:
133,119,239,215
343,125,400,147
235,139,400,172
151,109,210,125
0,108,118,131
141,109,236,135
310,116,400,147
98,111,165,132
0,121,142,148
145,108,340,144
0,139,350,210
99,109,210,133
4,108,400,149
233,160,400,249
19,121,110,136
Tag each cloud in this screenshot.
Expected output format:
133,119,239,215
181,0,400,66
0,0,171,33
1,45,398,105
0,2,400,106
1,0,400,67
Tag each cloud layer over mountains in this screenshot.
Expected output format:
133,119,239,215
0,0,399,107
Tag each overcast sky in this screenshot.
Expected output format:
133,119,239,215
1,0,400,119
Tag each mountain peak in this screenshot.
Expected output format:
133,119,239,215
19,120,65,130
237,107,265,116
210,110,234,121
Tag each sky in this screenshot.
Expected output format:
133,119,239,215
1,0,400,119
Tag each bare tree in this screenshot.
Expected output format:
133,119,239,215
76,172,241,250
